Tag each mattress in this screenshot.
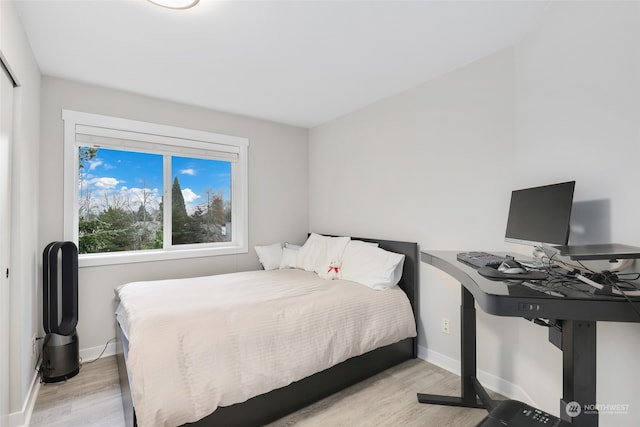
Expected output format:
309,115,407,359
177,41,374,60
115,268,416,427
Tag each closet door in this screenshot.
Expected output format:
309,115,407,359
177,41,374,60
0,61,14,427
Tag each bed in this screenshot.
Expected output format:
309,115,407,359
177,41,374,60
115,235,418,427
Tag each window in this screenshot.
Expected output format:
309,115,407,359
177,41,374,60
63,110,249,267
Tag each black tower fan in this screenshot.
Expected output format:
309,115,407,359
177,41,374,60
41,241,79,383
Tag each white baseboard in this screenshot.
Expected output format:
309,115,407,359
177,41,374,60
9,370,40,427
79,339,117,364
417,344,536,406
418,345,461,376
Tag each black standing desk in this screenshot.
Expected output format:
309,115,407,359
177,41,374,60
418,251,640,427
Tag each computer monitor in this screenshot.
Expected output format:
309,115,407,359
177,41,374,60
504,181,575,246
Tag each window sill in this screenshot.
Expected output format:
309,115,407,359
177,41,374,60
78,245,248,268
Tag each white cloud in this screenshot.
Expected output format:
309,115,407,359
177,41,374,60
181,188,201,215
88,159,103,171
181,188,200,203
180,168,197,176
91,177,120,189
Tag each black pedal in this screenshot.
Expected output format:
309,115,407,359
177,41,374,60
476,400,572,427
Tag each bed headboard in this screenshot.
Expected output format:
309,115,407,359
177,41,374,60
355,237,418,308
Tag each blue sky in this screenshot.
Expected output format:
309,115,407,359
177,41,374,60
172,156,231,205
80,147,231,215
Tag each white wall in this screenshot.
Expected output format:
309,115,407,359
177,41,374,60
309,45,519,368
39,77,309,355
309,2,640,426
0,1,42,426
513,3,640,425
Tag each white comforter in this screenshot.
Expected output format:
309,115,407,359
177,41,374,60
115,268,416,427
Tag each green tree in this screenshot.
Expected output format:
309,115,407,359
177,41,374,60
78,146,98,170
171,176,191,244
172,177,187,216
185,206,206,243
78,147,99,219
97,207,135,252
78,217,112,254
135,204,149,222
78,207,135,254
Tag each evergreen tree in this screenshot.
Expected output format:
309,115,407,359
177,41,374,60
135,204,149,222
78,146,98,171
98,207,135,252
171,176,190,244
78,147,99,220
78,217,111,254
172,176,187,217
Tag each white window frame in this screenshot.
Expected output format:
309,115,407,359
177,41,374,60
63,110,249,267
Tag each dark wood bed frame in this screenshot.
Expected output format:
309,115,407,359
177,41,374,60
116,236,419,427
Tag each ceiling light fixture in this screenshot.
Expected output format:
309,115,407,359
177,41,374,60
147,0,200,10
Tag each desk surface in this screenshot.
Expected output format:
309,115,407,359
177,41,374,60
421,251,640,322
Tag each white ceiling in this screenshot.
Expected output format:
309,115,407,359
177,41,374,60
15,0,550,128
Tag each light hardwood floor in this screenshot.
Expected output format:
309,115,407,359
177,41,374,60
30,356,124,427
30,356,491,426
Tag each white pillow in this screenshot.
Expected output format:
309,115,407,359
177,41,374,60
294,233,323,271
279,247,299,269
254,242,283,270
340,240,405,290
296,233,350,276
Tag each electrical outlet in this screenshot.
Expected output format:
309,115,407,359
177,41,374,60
441,318,450,334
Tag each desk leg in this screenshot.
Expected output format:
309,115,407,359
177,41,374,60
417,286,487,410
460,286,479,406
560,320,598,427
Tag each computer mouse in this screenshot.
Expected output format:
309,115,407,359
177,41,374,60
497,259,527,274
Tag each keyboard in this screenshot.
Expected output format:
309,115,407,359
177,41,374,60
457,251,508,269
